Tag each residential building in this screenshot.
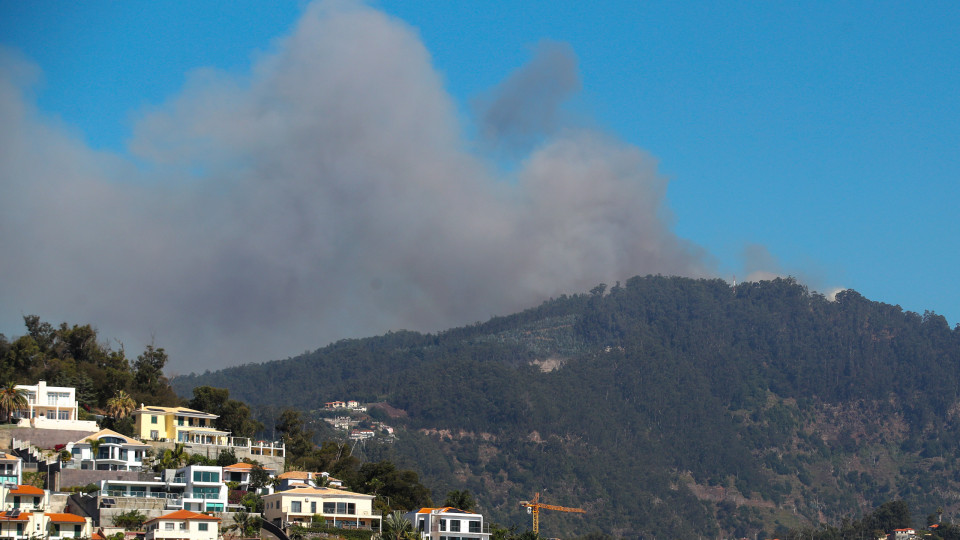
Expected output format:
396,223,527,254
64,429,150,471
133,406,227,445
348,429,374,441
262,486,378,530
99,465,227,513
12,381,98,430
143,509,220,540
406,507,492,540
0,484,47,512
0,511,91,540
0,455,22,486
891,529,916,540
44,513,93,539
223,462,277,494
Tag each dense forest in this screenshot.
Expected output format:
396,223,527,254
172,276,960,538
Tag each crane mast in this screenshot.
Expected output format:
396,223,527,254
519,492,585,534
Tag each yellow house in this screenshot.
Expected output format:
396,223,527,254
132,406,228,445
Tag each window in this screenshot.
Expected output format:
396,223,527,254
419,519,425,531
150,430,159,440
165,523,174,530
58,411,70,420
52,525,60,536
440,519,446,532
450,520,460,532
193,471,220,482
311,501,316,513
151,415,158,424
16,523,22,536
323,502,335,514
469,521,481,533
291,501,302,512
198,523,208,531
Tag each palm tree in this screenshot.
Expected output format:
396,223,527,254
86,438,103,462
158,443,187,470
0,383,28,423
380,512,416,540
105,390,135,420
225,509,260,539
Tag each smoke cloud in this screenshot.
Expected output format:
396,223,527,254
0,2,711,374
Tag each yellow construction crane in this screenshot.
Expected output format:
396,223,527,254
519,492,585,534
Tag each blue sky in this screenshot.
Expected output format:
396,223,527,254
1,1,957,372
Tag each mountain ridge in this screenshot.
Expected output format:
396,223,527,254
172,275,960,538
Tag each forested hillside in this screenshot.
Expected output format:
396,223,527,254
172,276,960,538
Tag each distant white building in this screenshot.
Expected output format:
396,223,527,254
405,507,491,540
13,381,98,430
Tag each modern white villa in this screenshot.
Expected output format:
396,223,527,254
64,429,151,471
98,464,228,513
405,507,492,540
13,381,97,430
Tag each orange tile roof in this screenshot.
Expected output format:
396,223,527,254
91,531,106,540
0,512,29,522
278,471,311,480
45,513,86,523
144,510,220,525
225,462,276,472
414,507,477,515
10,485,44,495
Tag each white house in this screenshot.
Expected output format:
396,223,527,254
99,465,228,513
143,509,220,540
13,381,98,430
0,484,47,512
0,454,22,486
405,507,491,540
262,486,378,530
64,429,150,471
0,511,92,540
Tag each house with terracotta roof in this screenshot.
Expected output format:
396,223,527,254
890,528,916,540
0,484,47,512
45,512,93,539
262,486,378,531
64,429,151,471
223,462,277,494
143,509,220,540
0,510,91,539
405,507,491,540
0,454,22,486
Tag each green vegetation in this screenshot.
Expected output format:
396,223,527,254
112,509,148,530
175,276,960,538
0,316,181,422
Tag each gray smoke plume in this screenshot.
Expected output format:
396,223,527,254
0,2,711,374
474,40,581,153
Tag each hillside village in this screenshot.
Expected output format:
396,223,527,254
0,379,952,540
0,380,491,540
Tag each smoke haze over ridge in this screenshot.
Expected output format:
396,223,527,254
0,1,714,373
